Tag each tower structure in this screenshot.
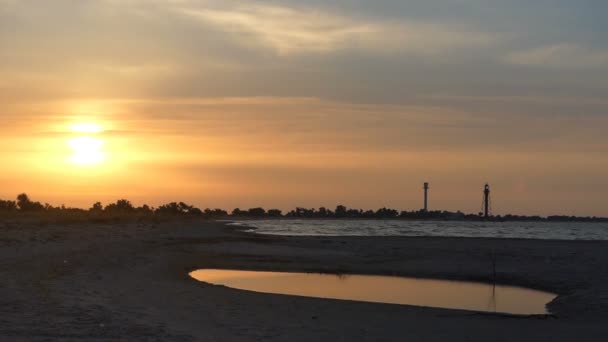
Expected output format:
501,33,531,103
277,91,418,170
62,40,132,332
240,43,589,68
423,182,429,212
483,183,491,218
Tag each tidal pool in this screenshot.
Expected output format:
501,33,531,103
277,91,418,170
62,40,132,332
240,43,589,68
190,269,557,315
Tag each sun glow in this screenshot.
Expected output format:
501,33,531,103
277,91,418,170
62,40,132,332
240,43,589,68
70,122,104,134
67,122,107,166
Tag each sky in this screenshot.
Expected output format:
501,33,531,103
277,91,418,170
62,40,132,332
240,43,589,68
1,0,607,216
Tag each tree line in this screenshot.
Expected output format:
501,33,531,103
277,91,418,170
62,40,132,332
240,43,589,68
0,194,214,217
1,194,606,222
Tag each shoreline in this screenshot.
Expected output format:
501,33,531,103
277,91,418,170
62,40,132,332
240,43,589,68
220,223,572,298
227,219,608,244
1,219,607,340
225,218,608,241
225,216,608,223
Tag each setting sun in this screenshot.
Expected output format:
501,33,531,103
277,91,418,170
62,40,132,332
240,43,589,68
68,136,106,166
67,123,106,166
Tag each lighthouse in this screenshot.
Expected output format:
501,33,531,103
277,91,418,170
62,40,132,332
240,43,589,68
423,182,429,212
483,183,491,218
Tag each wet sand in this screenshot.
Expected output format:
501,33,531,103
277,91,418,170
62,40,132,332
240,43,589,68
1,219,607,341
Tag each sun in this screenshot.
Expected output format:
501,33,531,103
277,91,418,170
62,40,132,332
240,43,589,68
67,122,107,166
68,136,106,166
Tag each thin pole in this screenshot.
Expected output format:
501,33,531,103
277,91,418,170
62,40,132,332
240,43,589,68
423,182,429,212
484,184,490,218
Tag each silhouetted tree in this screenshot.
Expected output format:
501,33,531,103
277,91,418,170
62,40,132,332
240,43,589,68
189,207,203,216
90,202,103,213
362,210,376,218
335,205,347,218
267,209,282,217
376,207,399,218
346,208,362,217
204,209,229,218
155,202,181,215
0,200,17,211
317,207,330,217
247,208,266,217
16,193,44,212
155,202,202,216
44,203,55,211
104,199,135,213
136,204,154,215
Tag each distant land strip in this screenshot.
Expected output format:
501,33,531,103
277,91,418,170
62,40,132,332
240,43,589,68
1,194,606,223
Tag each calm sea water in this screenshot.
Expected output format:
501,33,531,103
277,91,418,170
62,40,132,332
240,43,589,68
229,219,608,240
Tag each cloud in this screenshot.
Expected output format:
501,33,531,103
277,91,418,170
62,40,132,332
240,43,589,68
177,2,497,56
1,0,605,106
505,43,608,69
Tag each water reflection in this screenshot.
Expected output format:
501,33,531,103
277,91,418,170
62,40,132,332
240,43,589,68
190,269,556,315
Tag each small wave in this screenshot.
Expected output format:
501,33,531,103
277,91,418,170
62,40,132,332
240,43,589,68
230,219,608,241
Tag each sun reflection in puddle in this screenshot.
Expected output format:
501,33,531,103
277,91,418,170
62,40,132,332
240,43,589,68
190,269,557,315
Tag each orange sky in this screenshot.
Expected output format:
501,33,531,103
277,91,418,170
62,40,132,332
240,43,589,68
1,97,607,216
1,1,607,216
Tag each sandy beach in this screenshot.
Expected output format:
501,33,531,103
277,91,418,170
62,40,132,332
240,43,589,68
1,219,607,341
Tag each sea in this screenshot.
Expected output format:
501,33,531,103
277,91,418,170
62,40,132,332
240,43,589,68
228,219,608,241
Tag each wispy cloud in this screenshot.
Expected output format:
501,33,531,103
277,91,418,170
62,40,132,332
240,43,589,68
177,2,497,56
505,43,608,69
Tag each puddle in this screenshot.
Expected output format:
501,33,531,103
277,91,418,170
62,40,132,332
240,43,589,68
190,269,557,315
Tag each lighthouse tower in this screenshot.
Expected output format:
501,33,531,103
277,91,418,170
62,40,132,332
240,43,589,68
483,183,491,218
423,182,429,212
